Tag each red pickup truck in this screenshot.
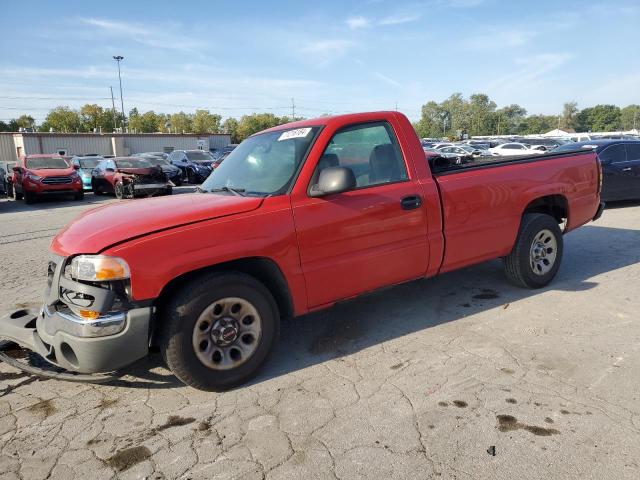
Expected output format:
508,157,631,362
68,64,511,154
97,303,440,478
1,112,603,390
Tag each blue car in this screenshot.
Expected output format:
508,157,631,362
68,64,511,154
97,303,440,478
71,156,103,191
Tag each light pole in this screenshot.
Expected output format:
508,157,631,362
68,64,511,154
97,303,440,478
113,56,125,131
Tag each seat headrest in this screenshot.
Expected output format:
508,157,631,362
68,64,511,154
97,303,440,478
369,144,400,183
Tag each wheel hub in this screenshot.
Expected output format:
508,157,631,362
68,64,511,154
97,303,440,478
211,317,239,346
529,229,557,276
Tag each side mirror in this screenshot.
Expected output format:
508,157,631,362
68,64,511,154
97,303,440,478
73,164,80,170
309,166,356,197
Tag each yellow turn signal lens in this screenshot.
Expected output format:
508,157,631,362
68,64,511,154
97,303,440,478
79,309,100,320
70,255,130,282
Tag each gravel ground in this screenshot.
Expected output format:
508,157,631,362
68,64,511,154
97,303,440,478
0,192,639,480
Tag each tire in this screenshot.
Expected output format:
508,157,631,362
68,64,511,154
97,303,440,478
74,190,84,201
187,170,196,184
24,191,36,204
503,213,563,289
92,180,101,195
6,183,15,200
160,272,280,391
115,182,125,200
12,184,23,201
165,186,173,196
174,176,183,187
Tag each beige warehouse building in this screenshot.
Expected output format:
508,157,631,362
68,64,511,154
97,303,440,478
0,132,231,162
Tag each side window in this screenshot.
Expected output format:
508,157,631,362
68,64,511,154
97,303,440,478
600,144,627,164
313,122,408,189
625,143,640,161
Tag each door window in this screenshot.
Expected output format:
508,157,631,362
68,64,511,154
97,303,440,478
313,122,407,189
600,144,627,163
625,143,640,161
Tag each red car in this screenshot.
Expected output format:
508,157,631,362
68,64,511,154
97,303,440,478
91,157,172,199
1,111,603,390
11,154,83,204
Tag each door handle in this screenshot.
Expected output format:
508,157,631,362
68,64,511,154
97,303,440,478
400,195,422,210
622,167,632,172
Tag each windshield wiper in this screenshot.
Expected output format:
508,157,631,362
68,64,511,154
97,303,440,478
208,186,246,196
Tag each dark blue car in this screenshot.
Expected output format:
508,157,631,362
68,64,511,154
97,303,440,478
168,150,213,184
554,140,640,202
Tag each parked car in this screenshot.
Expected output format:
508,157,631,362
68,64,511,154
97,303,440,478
138,153,183,185
168,150,214,184
11,154,83,204
71,156,103,191
439,145,494,157
91,157,172,199
462,140,492,150
0,111,604,391
488,142,543,156
0,161,15,197
432,142,454,150
554,140,640,201
138,151,169,160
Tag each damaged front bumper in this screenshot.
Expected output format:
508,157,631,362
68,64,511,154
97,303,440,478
0,255,152,374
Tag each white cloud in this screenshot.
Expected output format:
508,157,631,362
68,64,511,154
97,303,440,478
463,29,538,50
346,16,370,29
375,72,402,88
487,53,572,93
79,17,202,52
378,13,421,26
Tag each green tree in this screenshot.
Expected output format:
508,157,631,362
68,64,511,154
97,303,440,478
79,104,113,132
414,101,445,138
222,117,240,143
169,111,193,133
468,93,496,135
560,101,578,130
620,105,640,130
193,110,222,134
575,105,621,132
440,93,469,136
0,121,8,132
128,110,160,133
14,114,35,130
235,113,288,141
42,106,82,133
517,115,556,135
494,104,527,135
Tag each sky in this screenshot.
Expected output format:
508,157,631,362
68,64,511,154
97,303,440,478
1,0,639,123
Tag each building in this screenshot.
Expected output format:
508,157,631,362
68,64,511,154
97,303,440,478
0,132,232,162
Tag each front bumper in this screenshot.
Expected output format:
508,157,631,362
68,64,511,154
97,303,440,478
0,254,152,373
0,306,151,373
593,201,605,221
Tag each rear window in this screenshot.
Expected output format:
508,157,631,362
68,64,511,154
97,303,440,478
626,143,640,160
186,151,213,161
26,157,69,169
115,158,152,169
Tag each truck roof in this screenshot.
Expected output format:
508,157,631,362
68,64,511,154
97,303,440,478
259,111,401,135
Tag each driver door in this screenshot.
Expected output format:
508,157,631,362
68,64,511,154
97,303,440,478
291,121,429,308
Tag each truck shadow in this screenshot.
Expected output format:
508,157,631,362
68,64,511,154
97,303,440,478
105,223,639,390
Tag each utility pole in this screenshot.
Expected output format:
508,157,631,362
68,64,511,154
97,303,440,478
291,98,295,120
110,86,117,132
113,56,125,131
634,109,638,130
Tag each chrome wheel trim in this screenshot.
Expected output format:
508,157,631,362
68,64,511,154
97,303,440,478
529,229,557,276
192,297,262,370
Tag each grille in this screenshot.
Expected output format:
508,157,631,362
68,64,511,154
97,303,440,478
42,176,72,185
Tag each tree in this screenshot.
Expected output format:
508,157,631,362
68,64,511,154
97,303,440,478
222,117,240,143
517,115,556,135
128,110,160,133
14,114,35,130
42,106,82,133
560,102,578,130
495,104,527,135
440,93,469,136
414,101,444,138
193,110,222,134
575,105,621,132
620,105,640,131
0,121,8,132
468,93,496,135
79,104,112,132
235,113,288,141
169,112,193,133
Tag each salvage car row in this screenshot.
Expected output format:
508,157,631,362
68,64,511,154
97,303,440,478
0,149,228,203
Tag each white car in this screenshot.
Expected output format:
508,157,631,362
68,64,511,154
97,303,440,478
432,142,454,150
488,143,542,156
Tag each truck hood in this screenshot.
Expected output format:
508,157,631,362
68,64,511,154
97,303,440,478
50,193,263,256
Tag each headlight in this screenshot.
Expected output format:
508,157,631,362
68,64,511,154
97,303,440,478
70,255,130,281
26,172,42,181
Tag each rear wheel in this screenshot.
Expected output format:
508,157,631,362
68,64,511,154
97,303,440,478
12,184,23,201
92,180,102,195
160,272,280,391
504,213,563,289
187,170,196,184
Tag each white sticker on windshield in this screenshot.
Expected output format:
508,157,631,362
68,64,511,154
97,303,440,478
278,128,312,141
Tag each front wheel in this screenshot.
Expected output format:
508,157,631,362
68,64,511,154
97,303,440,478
160,272,280,391
503,213,563,289
74,190,84,201
24,191,36,204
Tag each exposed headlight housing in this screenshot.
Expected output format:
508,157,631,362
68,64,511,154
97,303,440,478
26,172,42,181
70,255,130,281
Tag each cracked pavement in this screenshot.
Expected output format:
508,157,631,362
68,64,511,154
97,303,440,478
0,193,639,479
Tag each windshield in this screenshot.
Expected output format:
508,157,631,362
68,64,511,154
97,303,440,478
115,158,152,169
553,142,598,153
143,157,170,166
186,151,213,161
76,157,101,168
26,157,68,169
201,126,320,196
